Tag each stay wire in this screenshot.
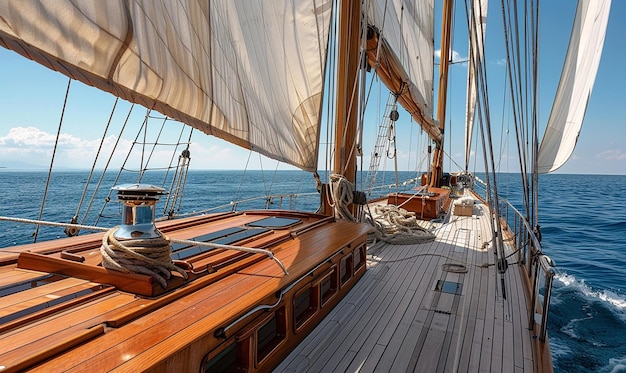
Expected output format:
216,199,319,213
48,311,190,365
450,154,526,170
69,97,119,234
93,103,135,226
33,78,71,243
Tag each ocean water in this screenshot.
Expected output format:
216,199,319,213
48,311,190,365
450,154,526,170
0,170,624,372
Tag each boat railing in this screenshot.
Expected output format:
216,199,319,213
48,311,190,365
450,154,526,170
167,191,322,219
167,178,417,220
473,180,555,342
500,196,555,342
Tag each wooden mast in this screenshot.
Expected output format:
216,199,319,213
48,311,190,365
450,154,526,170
334,0,361,185
430,0,454,187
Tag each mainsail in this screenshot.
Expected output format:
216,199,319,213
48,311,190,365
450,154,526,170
0,0,332,172
366,0,440,142
537,0,611,173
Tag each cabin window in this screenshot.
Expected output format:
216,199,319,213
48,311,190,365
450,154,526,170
340,254,353,287
202,342,237,373
320,267,338,307
293,285,318,330
257,307,286,363
354,245,366,272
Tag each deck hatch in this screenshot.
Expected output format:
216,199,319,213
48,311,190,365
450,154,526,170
171,227,246,253
171,228,269,260
435,280,463,295
0,274,57,297
246,217,301,229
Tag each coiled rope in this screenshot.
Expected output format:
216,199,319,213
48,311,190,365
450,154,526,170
329,174,356,221
369,204,436,245
100,228,187,288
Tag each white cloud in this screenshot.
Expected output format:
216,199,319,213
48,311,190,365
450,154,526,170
435,49,465,64
595,149,626,161
0,126,261,170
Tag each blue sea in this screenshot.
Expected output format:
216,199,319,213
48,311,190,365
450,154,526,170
0,170,624,372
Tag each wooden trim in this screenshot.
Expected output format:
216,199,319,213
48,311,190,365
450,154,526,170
339,253,354,288
2,324,104,372
316,265,338,308
293,284,320,332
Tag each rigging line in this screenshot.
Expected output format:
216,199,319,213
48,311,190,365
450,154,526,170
139,109,148,181
138,113,169,183
33,78,72,243
441,148,464,172
356,0,371,160
338,0,368,178
476,79,507,287
93,104,135,226
407,117,414,171
531,0,540,229
340,41,365,177
175,147,191,214
165,128,194,217
69,97,119,234
268,160,281,207
97,108,151,219
235,151,253,207
468,2,507,272
161,122,189,188
324,0,340,179
257,153,270,202
500,0,530,218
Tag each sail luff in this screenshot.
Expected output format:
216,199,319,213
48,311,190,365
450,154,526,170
537,0,611,174
0,0,332,172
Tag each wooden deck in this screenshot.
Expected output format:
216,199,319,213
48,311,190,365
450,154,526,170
276,197,540,372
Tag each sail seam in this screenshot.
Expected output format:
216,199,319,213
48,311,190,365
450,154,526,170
108,1,134,82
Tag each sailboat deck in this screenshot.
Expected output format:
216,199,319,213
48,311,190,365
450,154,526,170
276,198,536,372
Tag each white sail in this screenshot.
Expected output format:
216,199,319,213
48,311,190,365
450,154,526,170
537,0,611,174
368,0,434,119
0,0,332,172
465,0,488,170
366,0,440,141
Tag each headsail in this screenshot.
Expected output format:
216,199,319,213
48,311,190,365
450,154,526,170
0,0,332,172
465,0,488,171
537,0,611,174
365,0,440,142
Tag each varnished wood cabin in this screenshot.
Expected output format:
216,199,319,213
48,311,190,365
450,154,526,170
0,210,370,372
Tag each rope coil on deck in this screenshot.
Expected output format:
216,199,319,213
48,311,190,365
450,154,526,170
100,228,188,288
370,204,436,245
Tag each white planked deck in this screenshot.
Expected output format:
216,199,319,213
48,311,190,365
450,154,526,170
275,197,537,372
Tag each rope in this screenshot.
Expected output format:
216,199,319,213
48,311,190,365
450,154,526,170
68,97,119,237
34,78,72,243
100,228,187,288
329,174,356,221
168,237,288,276
369,204,436,245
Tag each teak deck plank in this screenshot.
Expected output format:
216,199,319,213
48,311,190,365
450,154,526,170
0,277,91,312
0,268,50,287
276,196,539,373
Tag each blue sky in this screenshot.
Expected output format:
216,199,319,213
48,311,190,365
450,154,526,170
0,1,624,175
